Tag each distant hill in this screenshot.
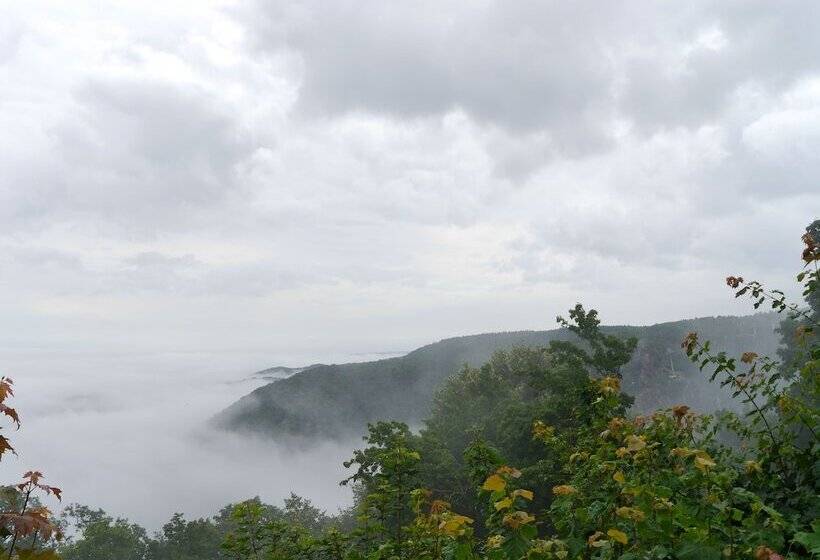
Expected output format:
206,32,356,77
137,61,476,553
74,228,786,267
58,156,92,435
215,313,781,440
251,365,315,382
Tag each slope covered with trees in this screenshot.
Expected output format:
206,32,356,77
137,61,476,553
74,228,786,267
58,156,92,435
216,315,781,440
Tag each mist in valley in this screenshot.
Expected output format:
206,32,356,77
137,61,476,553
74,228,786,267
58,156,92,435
0,348,371,530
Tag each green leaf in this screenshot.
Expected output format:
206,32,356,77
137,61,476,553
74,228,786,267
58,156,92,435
793,528,820,554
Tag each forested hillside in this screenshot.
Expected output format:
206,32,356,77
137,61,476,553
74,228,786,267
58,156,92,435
216,314,781,440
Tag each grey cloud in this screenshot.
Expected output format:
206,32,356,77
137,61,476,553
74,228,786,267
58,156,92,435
6,77,254,235
619,2,820,132
0,246,320,298
241,0,820,173
114,252,322,296
242,1,619,153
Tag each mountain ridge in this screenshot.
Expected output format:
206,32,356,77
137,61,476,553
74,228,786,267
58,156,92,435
215,312,782,440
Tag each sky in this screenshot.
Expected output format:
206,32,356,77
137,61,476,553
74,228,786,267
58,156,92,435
0,0,819,530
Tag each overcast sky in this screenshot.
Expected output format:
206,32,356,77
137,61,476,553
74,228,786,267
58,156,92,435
0,0,819,527
2,1,819,359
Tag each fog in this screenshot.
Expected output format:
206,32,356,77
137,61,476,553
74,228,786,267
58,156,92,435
0,347,402,531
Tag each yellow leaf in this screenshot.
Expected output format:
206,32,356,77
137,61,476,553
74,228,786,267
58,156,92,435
608,417,626,432
607,528,628,544
694,453,716,472
512,489,534,501
502,511,535,529
438,514,473,537
552,485,577,496
532,421,555,440
625,435,646,452
744,460,761,475
613,470,625,484
439,519,462,536
494,497,512,511
600,376,620,394
616,506,645,522
670,447,694,458
482,474,506,492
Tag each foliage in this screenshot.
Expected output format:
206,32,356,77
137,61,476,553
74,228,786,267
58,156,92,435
0,376,62,560
60,505,149,560
56,494,338,560
220,499,313,560
148,513,223,560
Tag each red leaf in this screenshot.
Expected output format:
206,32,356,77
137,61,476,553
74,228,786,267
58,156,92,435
0,404,20,429
0,378,14,403
0,435,16,457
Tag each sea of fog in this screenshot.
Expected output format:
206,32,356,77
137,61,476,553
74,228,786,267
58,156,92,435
0,348,404,531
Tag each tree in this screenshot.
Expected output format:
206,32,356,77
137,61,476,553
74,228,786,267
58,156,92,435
60,505,148,560
148,513,222,560
342,421,422,557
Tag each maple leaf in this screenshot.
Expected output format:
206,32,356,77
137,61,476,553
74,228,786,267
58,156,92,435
438,513,472,537
0,404,20,428
625,435,646,452
588,531,607,547
0,509,59,540
616,506,645,522
694,452,716,472
23,471,43,485
599,376,620,394
607,528,628,544
0,378,14,403
494,497,512,511
0,435,16,457
552,485,577,496
482,474,506,492
502,510,535,529
512,489,533,501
